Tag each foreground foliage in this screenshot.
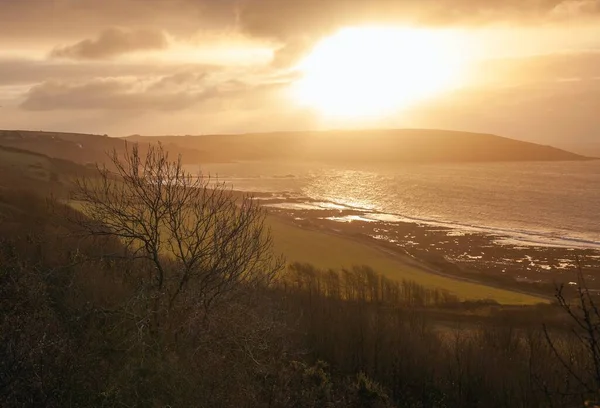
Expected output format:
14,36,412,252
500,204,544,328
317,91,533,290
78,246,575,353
1,164,600,407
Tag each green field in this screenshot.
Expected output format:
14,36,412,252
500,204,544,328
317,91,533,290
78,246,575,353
267,216,548,305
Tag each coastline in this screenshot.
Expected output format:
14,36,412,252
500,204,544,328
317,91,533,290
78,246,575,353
266,214,548,305
268,213,554,302
256,192,600,298
256,194,600,251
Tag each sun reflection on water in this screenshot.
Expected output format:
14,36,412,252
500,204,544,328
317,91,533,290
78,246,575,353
302,169,393,211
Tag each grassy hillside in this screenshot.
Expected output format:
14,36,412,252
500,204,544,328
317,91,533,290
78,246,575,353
127,129,589,163
0,130,207,166
0,145,97,196
267,217,547,305
0,128,588,166
1,189,587,408
1,145,592,408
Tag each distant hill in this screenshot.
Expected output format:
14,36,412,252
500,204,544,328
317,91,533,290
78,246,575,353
0,129,590,165
127,129,590,163
0,130,208,166
560,141,600,158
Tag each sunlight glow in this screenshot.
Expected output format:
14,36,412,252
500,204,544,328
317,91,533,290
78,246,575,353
292,27,470,119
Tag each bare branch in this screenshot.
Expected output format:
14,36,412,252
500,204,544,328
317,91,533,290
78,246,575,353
71,142,283,330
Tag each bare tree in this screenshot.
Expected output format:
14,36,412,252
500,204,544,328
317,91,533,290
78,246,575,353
544,263,600,406
70,143,283,330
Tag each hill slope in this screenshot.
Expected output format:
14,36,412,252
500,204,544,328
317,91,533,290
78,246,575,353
0,143,549,306
0,145,98,196
0,128,588,165
0,130,207,166
127,129,589,163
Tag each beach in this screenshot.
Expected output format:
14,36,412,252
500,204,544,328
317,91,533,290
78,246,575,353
261,194,600,301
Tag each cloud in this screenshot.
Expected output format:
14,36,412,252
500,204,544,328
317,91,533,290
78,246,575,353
0,0,223,41
18,71,287,112
3,0,589,45
235,0,590,40
270,38,314,68
50,28,169,60
1,0,599,142
475,52,600,85
403,73,600,146
0,58,210,86
2,0,599,61
20,76,202,111
551,0,600,17
236,0,440,40
148,71,208,92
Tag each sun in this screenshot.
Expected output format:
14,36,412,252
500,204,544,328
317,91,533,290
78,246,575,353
292,26,469,119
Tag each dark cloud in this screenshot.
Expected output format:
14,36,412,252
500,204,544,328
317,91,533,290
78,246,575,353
0,58,221,86
551,0,600,17
0,0,221,40
18,73,286,112
236,0,466,39
3,0,599,46
50,28,169,60
20,77,202,111
235,0,598,40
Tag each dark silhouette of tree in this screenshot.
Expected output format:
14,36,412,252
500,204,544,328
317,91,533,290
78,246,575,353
544,264,600,406
70,143,283,330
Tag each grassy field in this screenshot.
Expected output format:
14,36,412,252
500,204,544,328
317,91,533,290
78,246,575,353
0,146,94,189
267,216,548,305
0,148,52,180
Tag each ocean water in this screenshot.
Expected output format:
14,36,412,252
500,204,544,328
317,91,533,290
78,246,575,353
192,160,600,249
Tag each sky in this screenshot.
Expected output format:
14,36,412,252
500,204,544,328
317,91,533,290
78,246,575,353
0,0,599,151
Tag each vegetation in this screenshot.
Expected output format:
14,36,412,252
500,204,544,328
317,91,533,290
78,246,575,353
1,144,599,407
126,129,590,163
0,145,96,197
268,217,547,305
0,129,204,167
0,128,589,168
70,144,282,325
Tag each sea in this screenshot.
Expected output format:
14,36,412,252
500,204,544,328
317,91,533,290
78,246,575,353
191,160,600,250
